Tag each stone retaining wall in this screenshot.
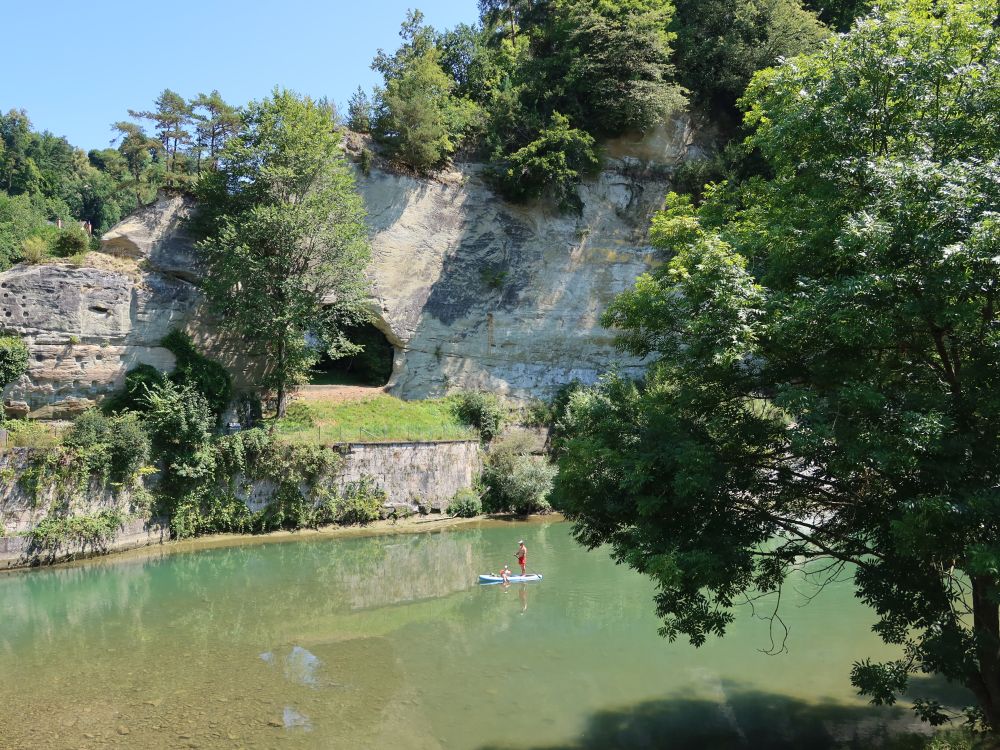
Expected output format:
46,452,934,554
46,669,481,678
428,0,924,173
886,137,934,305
0,439,482,569
336,440,481,511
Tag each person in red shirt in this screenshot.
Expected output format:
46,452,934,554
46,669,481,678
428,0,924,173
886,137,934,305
516,540,527,575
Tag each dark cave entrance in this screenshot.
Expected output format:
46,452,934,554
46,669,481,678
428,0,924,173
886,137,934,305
308,321,395,387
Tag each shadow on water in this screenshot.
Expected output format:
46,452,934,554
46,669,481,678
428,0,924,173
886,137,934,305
478,684,933,750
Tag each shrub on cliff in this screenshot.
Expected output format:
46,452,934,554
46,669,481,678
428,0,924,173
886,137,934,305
161,329,232,419
102,364,166,415
63,409,151,485
488,114,598,212
0,335,28,391
370,11,480,173
452,391,505,442
52,227,89,258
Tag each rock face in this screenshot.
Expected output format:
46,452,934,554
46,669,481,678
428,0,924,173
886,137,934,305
361,164,669,399
0,121,698,409
0,249,196,417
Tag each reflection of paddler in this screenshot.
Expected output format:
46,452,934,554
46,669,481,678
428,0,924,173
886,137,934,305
516,540,527,574
519,585,527,614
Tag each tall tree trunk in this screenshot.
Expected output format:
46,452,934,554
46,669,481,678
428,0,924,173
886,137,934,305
970,576,1000,729
276,337,288,418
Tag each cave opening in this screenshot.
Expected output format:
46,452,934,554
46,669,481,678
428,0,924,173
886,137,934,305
308,321,395,387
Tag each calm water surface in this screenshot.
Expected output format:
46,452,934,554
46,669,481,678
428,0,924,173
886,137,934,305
0,520,948,749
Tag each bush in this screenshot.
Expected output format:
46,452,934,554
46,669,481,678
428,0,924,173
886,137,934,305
63,409,151,484
481,433,554,514
102,364,166,414
52,227,89,258
170,487,253,538
489,113,598,212
20,235,47,264
254,483,315,533
0,336,28,389
26,509,124,562
282,401,316,428
337,476,386,525
4,419,60,449
359,148,373,176
546,380,586,457
161,329,232,418
105,413,151,483
452,390,505,442
447,487,482,517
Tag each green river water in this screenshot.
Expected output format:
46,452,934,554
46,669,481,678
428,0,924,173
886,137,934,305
0,519,962,749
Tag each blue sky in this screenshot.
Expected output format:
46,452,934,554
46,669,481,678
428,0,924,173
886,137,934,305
3,0,475,151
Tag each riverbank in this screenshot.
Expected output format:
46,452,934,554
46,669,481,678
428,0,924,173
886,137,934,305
0,512,563,574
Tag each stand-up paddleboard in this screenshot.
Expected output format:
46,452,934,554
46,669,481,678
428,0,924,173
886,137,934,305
478,573,543,584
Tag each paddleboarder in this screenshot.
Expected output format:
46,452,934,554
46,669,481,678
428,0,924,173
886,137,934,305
516,540,527,575
499,564,512,584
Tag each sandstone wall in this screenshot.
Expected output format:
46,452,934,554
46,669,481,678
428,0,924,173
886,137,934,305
0,119,700,410
354,119,698,398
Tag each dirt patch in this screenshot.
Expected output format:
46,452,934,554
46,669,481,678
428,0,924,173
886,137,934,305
293,385,387,403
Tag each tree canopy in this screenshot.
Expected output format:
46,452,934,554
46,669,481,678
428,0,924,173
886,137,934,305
555,0,1000,730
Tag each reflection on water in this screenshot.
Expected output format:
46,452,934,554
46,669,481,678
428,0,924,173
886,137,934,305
0,521,958,749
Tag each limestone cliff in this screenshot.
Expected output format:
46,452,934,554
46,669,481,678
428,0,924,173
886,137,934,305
0,119,699,411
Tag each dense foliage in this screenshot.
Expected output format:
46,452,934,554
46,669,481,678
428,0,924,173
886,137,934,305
482,432,554,514
359,0,846,204
671,0,826,119
0,90,238,270
365,1,682,193
447,487,483,517
197,89,371,416
161,329,233,419
63,410,151,485
452,390,507,442
0,335,28,391
555,0,1000,730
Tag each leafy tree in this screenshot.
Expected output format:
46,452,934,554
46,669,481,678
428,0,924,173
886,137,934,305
802,0,870,30
559,4,684,136
671,0,826,120
478,0,532,42
556,0,1000,730
0,110,41,194
0,193,49,268
129,89,193,186
372,13,480,172
490,112,598,210
0,335,28,389
190,90,240,174
111,121,163,205
197,89,370,417
347,86,373,133
142,379,216,497
482,433,554,514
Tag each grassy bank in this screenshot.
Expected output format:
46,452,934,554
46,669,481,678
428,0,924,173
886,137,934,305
272,394,478,445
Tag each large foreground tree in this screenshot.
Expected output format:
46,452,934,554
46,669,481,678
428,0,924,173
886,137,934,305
197,89,370,416
555,0,1000,730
